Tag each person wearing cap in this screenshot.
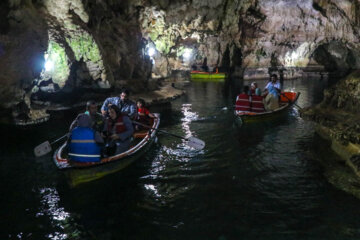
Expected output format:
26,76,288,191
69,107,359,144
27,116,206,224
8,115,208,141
263,74,281,111
69,101,104,133
101,88,137,119
68,113,104,162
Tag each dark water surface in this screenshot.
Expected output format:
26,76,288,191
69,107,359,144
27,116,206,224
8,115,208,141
2,77,360,240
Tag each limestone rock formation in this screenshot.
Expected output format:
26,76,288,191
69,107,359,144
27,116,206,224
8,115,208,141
139,0,360,78
301,70,360,185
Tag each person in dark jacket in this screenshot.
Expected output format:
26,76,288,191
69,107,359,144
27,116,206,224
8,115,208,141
104,105,134,155
68,113,104,162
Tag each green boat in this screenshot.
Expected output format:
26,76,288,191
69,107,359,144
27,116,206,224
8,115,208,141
190,70,226,79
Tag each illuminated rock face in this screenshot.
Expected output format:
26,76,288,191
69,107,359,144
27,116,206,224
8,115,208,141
0,0,360,124
0,0,152,124
139,0,360,76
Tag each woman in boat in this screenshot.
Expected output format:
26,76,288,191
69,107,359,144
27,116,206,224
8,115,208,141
235,85,251,112
68,113,104,162
263,74,281,111
104,105,134,155
135,98,155,130
250,82,261,96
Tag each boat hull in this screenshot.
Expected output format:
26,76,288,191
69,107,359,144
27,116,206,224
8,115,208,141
235,92,300,124
53,114,160,187
190,71,226,79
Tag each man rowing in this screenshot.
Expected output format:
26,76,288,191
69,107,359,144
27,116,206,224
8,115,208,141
101,88,137,119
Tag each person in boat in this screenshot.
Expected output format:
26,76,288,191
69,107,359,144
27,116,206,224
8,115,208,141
135,98,155,130
263,74,281,111
104,105,134,155
250,82,261,96
70,101,104,133
68,113,104,162
235,85,251,112
201,57,209,72
101,88,137,119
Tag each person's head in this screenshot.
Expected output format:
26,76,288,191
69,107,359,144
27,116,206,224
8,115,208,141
119,88,130,101
108,105,121,120
251,82,257,89
77,113,92,128
243,85,250,94
137,98,146,108
86,100,97,115
271,74,278,82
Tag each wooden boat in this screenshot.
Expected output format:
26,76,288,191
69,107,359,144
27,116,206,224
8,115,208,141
53,114,160,187
190,70,226,79
235,92,300,124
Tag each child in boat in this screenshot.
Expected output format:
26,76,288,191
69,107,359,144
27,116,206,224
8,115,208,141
135,98,155,130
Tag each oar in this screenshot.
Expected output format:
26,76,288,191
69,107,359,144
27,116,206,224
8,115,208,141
132,121,205,150
281,92,302,109
34,134,68,157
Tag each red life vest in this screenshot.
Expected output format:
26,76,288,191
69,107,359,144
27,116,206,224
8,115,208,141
107,115,126,134
137,107,150,123
251,95,265,112
235,94,251,111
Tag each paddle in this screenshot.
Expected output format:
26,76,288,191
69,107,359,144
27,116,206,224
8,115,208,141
281,92,302,109
34,134,68,157
132,121,205,150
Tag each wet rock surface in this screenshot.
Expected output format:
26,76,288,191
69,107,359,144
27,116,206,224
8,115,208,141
301,70,360,188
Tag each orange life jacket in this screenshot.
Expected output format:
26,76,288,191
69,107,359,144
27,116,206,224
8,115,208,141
235,94,251,111
107,115,126,134
251,95,265,112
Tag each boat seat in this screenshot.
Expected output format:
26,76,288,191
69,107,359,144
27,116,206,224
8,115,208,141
133,130,148,139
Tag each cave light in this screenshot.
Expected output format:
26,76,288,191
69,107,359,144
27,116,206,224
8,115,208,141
44,53,55,72
183,48,192,60
148,47,156,57
45,60,54,72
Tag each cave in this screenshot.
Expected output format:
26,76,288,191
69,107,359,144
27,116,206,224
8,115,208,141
2,1,360,238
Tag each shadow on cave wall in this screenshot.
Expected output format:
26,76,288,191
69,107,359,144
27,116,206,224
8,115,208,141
312,41,360,82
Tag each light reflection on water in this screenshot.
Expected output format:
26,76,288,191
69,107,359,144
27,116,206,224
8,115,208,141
38,188,70,240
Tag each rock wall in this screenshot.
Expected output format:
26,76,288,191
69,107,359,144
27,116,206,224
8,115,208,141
0,0,152,124
301,70,360,186
139,0,360,77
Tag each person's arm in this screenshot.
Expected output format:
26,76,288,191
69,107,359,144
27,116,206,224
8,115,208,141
128,102,137,119
117,116,134,141
145,108,155,118
101,98,111,116
94,131,104,144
